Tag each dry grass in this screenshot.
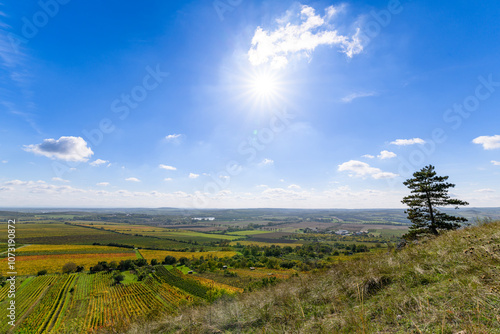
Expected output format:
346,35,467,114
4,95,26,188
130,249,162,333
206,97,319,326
125,221,500,333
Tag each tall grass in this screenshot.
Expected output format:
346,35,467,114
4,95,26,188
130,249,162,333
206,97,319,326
125,221,500,333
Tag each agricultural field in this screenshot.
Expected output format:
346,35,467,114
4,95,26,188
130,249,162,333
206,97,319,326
0,222,190,249
9,252,137,275
230,240,303,247
15,244,136,256
75,223,242,242
367,228,408,238
230,268,295,280
0,208,421,333
139,250,237,262
0,266,243,333
0,243,10,253
226,230,273,236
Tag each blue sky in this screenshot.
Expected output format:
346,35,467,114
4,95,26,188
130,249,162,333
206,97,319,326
0,0,499,208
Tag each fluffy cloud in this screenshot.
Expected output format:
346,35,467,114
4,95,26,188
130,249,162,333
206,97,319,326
159,164,177,171
390,138,425,146
90,159,109,166
164,178,173,182
24,136,93,162
341,91,377,103
492,161,500,166
125,177,140,182
288,184,301,190
338,160,398,179
377,150,397,159
472,135,500,150
189,173,199,179
248,4,362,69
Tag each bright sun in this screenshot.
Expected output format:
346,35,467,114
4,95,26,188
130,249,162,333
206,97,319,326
236,67,287,111
250,72,278,97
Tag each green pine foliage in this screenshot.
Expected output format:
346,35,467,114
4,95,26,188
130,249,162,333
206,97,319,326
402,165,469,240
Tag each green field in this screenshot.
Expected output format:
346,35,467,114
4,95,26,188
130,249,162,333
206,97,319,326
75,223,242,243
226,230,273,236
368,228,408,237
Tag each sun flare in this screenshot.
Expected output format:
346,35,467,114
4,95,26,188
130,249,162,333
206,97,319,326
250,72,278,97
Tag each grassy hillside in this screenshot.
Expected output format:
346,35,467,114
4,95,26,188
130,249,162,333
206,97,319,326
126,221,500,333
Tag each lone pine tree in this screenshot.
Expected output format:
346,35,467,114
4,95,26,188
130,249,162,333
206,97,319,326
402,165,469,240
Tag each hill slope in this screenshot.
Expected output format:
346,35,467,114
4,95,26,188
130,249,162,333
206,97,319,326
127,221,500,333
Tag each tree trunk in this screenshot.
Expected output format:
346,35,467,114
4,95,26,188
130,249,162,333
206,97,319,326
425,191,438,235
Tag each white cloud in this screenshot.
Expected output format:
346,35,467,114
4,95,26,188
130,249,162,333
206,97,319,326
492,161,500,166
5,180,30,186
189,173,199,179
159,164,177,171
390,138,426,146
259,158,274,166
341,91,377,103
97,182,109,186
1,160,7,163
474,188,495,193
90,159,109,166
165,134,183,143
164,178,173,182
472,135,500,150
338,160,398,179
52,177,69,183
362,154,375,159
288,184,301,190
248,4,362,69
377,150,397,160
23,136,93,162
125,177,140,182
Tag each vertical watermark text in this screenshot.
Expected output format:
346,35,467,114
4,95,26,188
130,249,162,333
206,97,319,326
6,219,17,326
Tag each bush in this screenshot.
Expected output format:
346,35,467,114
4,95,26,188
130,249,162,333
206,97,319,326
163,255,177,265
113,273,125,284
118,259,135,271
37,270,48,276
134,258,148,267
62,262,77,274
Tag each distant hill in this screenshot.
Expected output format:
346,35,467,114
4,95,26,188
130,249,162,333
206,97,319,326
127,221,500,333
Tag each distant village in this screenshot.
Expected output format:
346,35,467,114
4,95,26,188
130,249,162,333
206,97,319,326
302,227,369,236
